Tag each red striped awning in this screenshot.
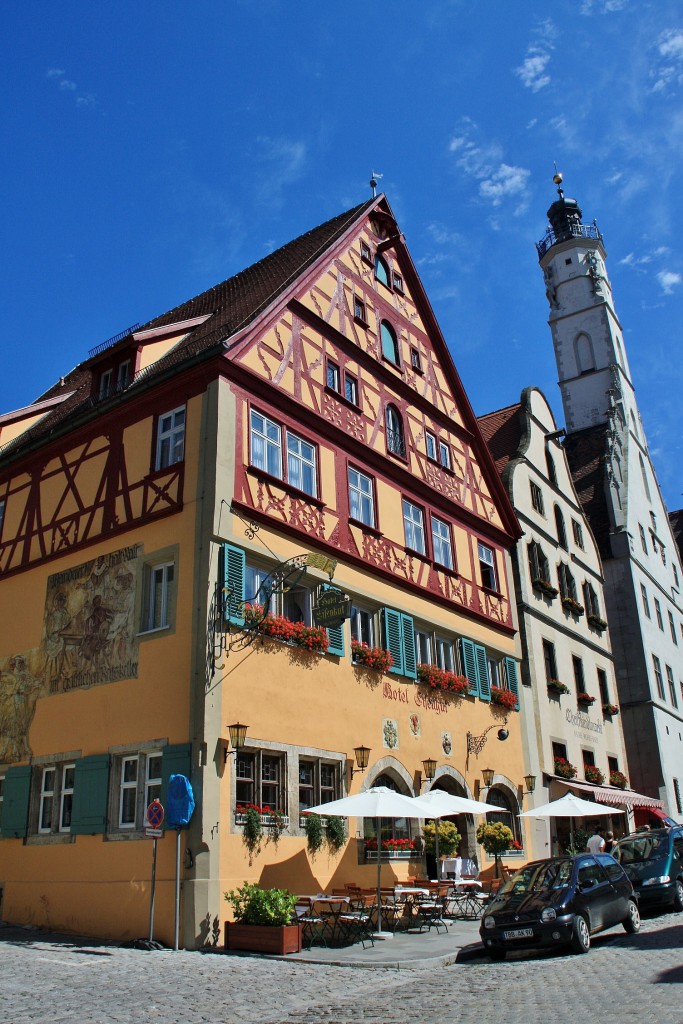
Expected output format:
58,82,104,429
554,777,663,809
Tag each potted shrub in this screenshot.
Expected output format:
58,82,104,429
476,821,514,879
547,679,570,696
584,764,605,785
490,686,517,709
422,820,461,857
554,756,577,779
610,769,629,789
224,883,301,954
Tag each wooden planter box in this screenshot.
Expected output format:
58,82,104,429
224,921,302,955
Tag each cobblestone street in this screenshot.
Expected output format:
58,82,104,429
3,912,681,1024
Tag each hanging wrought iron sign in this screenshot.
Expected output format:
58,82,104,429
312,589,350,629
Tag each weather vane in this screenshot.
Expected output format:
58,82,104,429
370,171,383,198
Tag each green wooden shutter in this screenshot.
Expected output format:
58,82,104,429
322,584,345,657
70,755,110,835
460,638,479,696
223,543,245,626
161,743,193,830
401,613,417,679
476,644,491,702
0,765,32,838
505,657,520,711
383,608,404,675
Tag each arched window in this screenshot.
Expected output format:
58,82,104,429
486,786,519,845
364,773,413,845
386,404,406,458
554,506,568,550
545,449,557,486
575,333,595,374
375,254,390,287
380,320,400,364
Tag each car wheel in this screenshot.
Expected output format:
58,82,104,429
673,880,683,912
489,948,506,961
623,899,641,933
570,914,590,954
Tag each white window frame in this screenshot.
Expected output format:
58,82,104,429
39,767,56,834
143,560,175,632
348,467,375,527
59,763,75,833
119,755,139,828
439,441,451,470
344,372,358,406
250,409,283,479
415,628,432,665
403,499,426,555
432,515,453,569
286,432,317,497
99,369,113,399
425,431,437,461
436,637,455,672
156,406,186,470
327,361,340,392
350,604,376,647
478,542,498,591
145,753,163,809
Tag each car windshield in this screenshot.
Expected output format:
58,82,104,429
614,834,668,865
500,859,573,895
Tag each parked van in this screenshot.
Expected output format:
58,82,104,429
613,827,683,911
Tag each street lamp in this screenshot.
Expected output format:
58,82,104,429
224,722,249,761
524,774,537,794
350,745,371,780
422,758,437,782
481,767,495,788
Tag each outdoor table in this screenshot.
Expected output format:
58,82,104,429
441,857,478,879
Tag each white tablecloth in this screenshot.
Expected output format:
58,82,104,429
441,857,478,878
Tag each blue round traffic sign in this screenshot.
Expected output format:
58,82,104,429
146,799,164,828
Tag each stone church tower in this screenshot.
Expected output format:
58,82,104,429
536,174,683,819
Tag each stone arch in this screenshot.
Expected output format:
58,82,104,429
363,757,417,847
485,775,523,850
365,755,415,794
574,332,596,374
425,767,480,864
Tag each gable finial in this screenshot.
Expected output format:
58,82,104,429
370,171,383,198
553,162,564,199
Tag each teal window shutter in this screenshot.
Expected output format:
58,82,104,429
460,638,479,696
401,613,417,679
70,755,111,835
322,584,345,657
161,743,193,830
223,543,245,626
0,765,32,838
383,608,404,675
505,657,520,710
475,644,491,701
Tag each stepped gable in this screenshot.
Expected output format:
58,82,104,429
563,423,611,560
477,403,523,476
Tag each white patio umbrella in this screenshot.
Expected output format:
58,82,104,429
519,792,625,851
306,786,424,935
410,790,494,878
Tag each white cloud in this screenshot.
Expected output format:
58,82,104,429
650,29,683,93
515,52,551,92
479,164,531,207
254,136,307,207
658,29,683,61
657,270,681,294
46,67,95,108
448,122,531,212
580,0,628,13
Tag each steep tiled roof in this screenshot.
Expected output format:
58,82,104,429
477,403,523,476
1,199,376,462
563,424,611,560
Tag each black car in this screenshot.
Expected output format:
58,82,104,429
480,854,639,959
613,826,683,911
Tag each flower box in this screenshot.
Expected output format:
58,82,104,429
610,770,628,790
547,679,570,696
351,640,394,673
224,922,302,955
561,597,585,617
365,850,418,861
491,686,517,709
577,692,596,706
602,703,620,717
584,765,605,785
416,663,469,695
587,613,608,631
532,578,559,598
244,605,329,653
299,814,328,828
235,809,289,828
554,757,578,780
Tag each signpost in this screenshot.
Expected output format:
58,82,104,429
145,799,164,943
312,589,350,630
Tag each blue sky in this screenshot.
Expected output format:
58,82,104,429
2,1,682,509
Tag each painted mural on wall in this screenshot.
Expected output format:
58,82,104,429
0,545,141,763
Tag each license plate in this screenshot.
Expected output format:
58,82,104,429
502,927,534,940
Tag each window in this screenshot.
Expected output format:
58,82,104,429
674,564,679,589
117,360,131,390
364,774,414,846
415,628,432,665
99,369,113,399
478,542,497,591
655,598,664,631
39,768,56,834
360,241,372,265
674,779,683,817
425,431,437,461
287,432,317,496
558,563,577,602
283,584,312,625
250,409,282,478
582,750,596,771
386,405,405,458
380,320,400,364
639,524,648,555
583,582,600,618
436,637,455,672
393,272,404,293
439,441,451,470
143,560,175,632
119,755,140,827
348,467,375,527
653,655,665,700
528,541,550,584
552,741,568,762
236,751,286,813
350,603,375,647
344,373,358,406
573,656,585,694
666,665,678,708
403,499,426,555
555,506,568,550
145,753,162,809
375,254,390,286
33,762,76,837
669,611,678,645
608,755,620,776
543,639,558,683
486,787,520,845
353,296,367,322
546,450,557,486
327,361,340,391
411,347,422,372
488,657,501,689
431,516,453,570
530,481,545,515
299,760,340,814
597,668,610,705
572,520,584,549
641,584,651,618
156,406,186,470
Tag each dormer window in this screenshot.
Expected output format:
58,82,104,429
99,369,113,399
117,360,131,390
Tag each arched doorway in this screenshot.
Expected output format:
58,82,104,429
428,775,478,874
